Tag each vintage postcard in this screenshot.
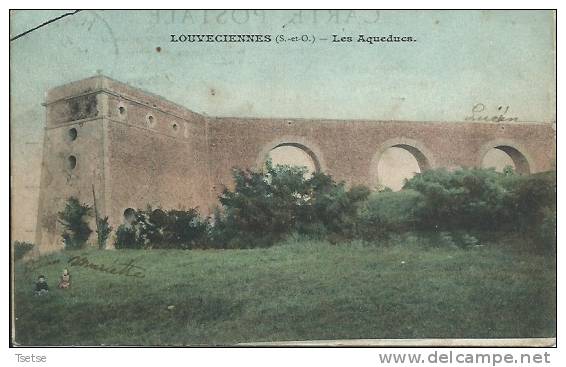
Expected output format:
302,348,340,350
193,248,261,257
9,10,556,347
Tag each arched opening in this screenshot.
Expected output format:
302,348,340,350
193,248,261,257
377,145,429,191
370,139,433,191
481,145,530,174
266,143,320,177
123,208,136,224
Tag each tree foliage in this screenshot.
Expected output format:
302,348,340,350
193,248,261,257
96,216,113,249
114,207,209,249
58,197,92,250
110,166,555,252
14,241,35,261
213,161,369,247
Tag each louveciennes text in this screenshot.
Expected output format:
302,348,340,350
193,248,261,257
169,34,416,44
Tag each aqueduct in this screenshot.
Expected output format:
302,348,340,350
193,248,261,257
36,75,556,251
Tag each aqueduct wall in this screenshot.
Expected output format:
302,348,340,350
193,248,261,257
36,75,556,251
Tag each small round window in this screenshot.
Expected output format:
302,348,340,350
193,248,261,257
172,123,178,131
119,106,126,115
67,155,77,170
68,128,77,141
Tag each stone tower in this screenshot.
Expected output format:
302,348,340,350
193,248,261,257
36,75,212,251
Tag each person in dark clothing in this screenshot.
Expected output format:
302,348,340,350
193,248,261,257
34,275,49,296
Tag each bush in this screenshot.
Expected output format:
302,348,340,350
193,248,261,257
214,162,312,247
96,217,113,249
301,181,370,241
13,241,35,261
503,171,556,231
114,224,142,249
215,162,310,247
153,209,209,249
114,167,556,250
58,197,92,250
114,207,210,249
403,168,515,231
356,189,424,240
213,161,370,247
397,168,555,246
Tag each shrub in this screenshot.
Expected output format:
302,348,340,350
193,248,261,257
13,241,35,261
114,224,143,249
356,189,424,240
502,171,556,231
399,168,555,245
96,216,112,249
213,161,370,247
114,207,210,249
114,167,556,249
58,197,92,250
215,162,312,247
153,209,209,249
301,182,370,241
404,168,514,231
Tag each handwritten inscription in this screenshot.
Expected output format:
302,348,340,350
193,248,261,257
24,256,146,278
68,256,146,278
465,103,519,122
24,257,61,274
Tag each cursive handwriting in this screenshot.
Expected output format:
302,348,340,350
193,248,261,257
23,258,61,275
465,103,519,122
67,255,146,278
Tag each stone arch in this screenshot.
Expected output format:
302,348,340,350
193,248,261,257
478,139,533,174
369,137,436,189
123,208,136,224
256,136,325,173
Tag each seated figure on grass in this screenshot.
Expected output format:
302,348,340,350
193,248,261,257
34,275,48,296
58,268,71,289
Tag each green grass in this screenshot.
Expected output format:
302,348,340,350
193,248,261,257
13,235,556,346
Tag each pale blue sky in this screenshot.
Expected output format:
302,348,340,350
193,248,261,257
10,10,556,240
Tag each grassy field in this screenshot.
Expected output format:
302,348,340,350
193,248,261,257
13,235,556,346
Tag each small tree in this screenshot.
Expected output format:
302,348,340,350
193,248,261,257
13,241,35,261
213,161,371,246
96,216,113,249
58,197,92,250
215,161,311,247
